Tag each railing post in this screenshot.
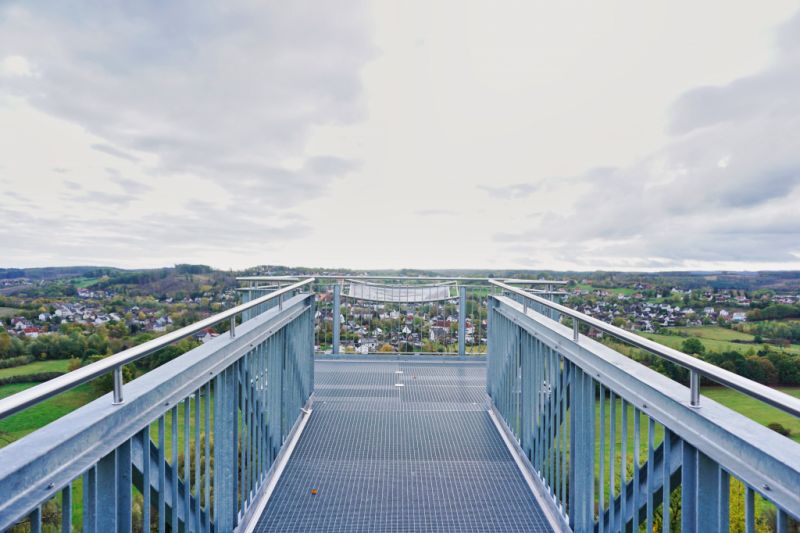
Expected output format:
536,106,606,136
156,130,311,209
690,370,700,407
112,366,124,404
573,319,579,342
333,283,341,354
458,286,466,356
230,314,236,338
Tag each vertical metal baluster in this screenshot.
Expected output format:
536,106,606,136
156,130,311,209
554,353,561,505
250,345,258,495
745,486,755,533
561,360,567,514
548,348,556,495
632,408,640,530
662,429,671,533
599,385,605,533
158,416,166,533
696,451,720,531
719,469,730,532
96,450,117,532
83,466,97,533
646,418,655,533
194,390,201,533
171,405,179,531
254,344,261,489
142,427,151,533
213,375,221,532
620,401,628,532
232,362,239,521
588,376,595,526
609,392,616,533
204,382,211,533
30,506,41,533
241,354,249,508
61,483,72,533
535,338,541,473
777,509,788,533
118,439,132,532
184,397,191,528
681,442,698,533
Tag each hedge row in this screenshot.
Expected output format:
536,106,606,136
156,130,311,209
0,355,35,369
0,372,64,386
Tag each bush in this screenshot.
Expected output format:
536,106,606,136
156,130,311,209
767,422,791,437
0,372,64,386
0,355,34,369
681,337,705,355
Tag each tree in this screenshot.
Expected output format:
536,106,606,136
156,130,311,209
681,337,705,355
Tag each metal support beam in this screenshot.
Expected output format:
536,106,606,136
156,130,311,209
458,286,466,356
333,283,341,355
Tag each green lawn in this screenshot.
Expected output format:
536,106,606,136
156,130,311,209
71,277,102,288
704,386,800,443
0,306,23,318
641,331,800,356
0,382,97,445
575,284,636,296
673,326,754,342
0,359,71,379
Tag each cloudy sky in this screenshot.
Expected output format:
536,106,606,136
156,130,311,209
1,1,799,271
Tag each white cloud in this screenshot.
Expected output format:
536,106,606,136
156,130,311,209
496,11,800,269
0,55,34,77
1,1,799,270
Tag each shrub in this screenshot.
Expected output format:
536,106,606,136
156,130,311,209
0,372,64,386
767,422,791,437
0,355,35,369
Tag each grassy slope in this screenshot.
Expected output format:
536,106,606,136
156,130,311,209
0,359,71,379
704,386,800,443
0,382,97,445
0,307,23,318
641,330,800,355
673,325,754,341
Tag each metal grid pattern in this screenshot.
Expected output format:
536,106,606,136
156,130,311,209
345,280,457,303
255,360,553,532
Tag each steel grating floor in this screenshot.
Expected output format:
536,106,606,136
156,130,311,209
254,359,553,532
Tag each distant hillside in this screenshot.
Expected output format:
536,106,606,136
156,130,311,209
0,266,122,280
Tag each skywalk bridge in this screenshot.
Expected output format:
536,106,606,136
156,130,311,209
0,277,798,532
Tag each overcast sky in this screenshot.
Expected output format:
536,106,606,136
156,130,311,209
1,1,799,271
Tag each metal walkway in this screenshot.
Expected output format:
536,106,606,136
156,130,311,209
255,359,553,532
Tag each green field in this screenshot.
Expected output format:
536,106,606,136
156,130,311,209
704,386,800,443
0,382,97,445
0,359,71,379
642,327,800,355
0,306,23,318
575,284,636,296
673,326,754,342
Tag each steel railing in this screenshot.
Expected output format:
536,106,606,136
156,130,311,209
489,279,800,418
0,277,315,420
487,292,800,532
0,285,316,532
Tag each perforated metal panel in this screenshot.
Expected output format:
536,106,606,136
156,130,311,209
255,360,553,532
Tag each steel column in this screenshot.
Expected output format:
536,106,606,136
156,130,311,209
458,286,466,356
332,283,341,354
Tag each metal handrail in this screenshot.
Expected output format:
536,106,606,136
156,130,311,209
489,279,800,418
0,278,315,420
239,275,566,283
